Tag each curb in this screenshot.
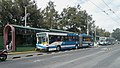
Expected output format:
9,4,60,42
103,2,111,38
8,51,36,55
11,53,43,60
12,56,21,59
7,51,44,60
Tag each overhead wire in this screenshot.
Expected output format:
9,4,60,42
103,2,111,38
88,0,108,15
101,0,120,20
87,0,120,25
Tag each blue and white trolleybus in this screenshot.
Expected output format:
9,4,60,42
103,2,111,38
36,32,93,51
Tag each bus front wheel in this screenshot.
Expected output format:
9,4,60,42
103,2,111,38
56,46,61,51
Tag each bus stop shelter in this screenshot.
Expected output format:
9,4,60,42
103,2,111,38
3,24,49,51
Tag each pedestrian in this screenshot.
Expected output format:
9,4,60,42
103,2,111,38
6,41,9,50
9,41,12,50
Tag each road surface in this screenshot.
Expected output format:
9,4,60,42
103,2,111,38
0,44,120,68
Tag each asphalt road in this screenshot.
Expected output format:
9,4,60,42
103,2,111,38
1,44,120,68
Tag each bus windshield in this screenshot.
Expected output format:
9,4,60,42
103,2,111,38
36,33,48,44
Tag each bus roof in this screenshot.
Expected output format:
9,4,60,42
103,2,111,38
36,32,78,36
49,29,75,33
80,34,92,38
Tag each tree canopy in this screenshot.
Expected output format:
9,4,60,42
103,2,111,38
0,0,110,37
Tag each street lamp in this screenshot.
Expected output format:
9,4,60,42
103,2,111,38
86,15,92,35
24,6,31,27
24,0,36,27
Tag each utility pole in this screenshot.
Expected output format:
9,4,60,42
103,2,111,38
25,6,27,27
86,16,89,35
94,27,96,42
87,22,89,35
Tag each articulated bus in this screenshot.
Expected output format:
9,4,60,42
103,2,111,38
36,32,93,51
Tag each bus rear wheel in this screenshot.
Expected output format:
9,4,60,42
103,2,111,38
56,46,61,51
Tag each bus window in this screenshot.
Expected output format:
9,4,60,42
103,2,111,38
49,36,55,44
73,36,79,41
56,36,61,41
61,36,64,41
83,37,92,42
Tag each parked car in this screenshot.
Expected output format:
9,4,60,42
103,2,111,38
98,40,107,45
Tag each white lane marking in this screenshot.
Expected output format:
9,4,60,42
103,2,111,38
33,60,41,62
101,48,112,51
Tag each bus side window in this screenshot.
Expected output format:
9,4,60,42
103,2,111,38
62,36,66,41
61,36,64,41
49,36,55,44
83,37,85,41
57,36,61,41
64,36,68,41
75,36,78,41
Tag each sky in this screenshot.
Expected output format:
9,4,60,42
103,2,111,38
36,0,120,32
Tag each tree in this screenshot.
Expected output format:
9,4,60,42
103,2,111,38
95,26,110,37
112,28,120,41
60,7,80,32
41,1,59,29
60,5,94,33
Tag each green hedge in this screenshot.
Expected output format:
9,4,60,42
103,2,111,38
0,36,4,49
16,47,35,52
16,44,35,47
